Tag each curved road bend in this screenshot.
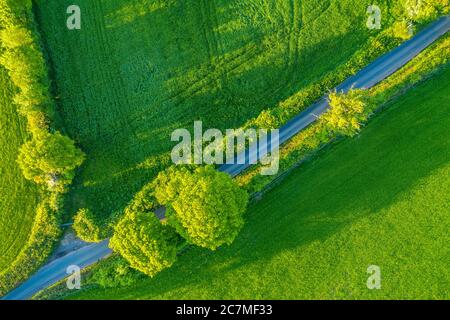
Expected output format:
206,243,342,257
3,15,449,300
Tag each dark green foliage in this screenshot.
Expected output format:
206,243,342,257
0,0,32,26
110,210,181,277
89,255,145,288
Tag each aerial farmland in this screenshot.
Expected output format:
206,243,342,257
0,0,448,305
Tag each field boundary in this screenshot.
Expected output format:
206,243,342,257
0,1,84,296
241,31,450,196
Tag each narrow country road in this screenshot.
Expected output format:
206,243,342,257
3,15,449,300
2,240,111,300
220,15,450,176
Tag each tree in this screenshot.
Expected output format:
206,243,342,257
392,20,414,40
404,0,449,22
17,131,85,191
154,165,249,250
109,209,180,277
0,25,33,49
0,46,47,88
0,0,32,26
127,181,158,214
73,208,105,243
13,82,52,114
90,255,145,288
321,89,369,137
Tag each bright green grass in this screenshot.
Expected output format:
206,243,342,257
0,68,40,272
34,0,399,221
67,67,450,300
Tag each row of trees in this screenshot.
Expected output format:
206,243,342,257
104,166,249,277
74,88,365,278
0,0,85,193
75,0,447,281
0,0,84,294
101,87,366,278
392,0,450,40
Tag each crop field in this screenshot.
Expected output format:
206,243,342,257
0,68,40,272
65,66,450,300
34,0,400,221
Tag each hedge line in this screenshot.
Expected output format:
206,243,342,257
241,2,449,133
235,4,449,191
0,195,62,295
0,0,84,296
237,33,450,194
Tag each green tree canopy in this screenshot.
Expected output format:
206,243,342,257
0,0,32,26
109,210,180,277
321,89,369,137
73,208,106,243
154,165,249,250
0,46,48,89
17,131,85,191
403,0,449,22
0,25,33,49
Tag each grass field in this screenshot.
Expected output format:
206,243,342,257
65,66,450,300
34,0,400,221
0,68,40,272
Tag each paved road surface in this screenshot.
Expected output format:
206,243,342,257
220,15,450,176
3,15,449,300
2,240,111,300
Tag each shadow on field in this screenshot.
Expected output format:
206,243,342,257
70,31,357,228
35,0,370,231
106,76,450,299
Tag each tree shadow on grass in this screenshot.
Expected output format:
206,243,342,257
37,0,371,225
87,76,450,299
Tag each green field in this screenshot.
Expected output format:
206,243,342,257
66,66,450,300
0,68,40,272
34,0,400,221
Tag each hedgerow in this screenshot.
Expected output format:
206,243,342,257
0,195,62,295
0,0,84,296
237,33,450,194
73,208,108,243
88,255,146,288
